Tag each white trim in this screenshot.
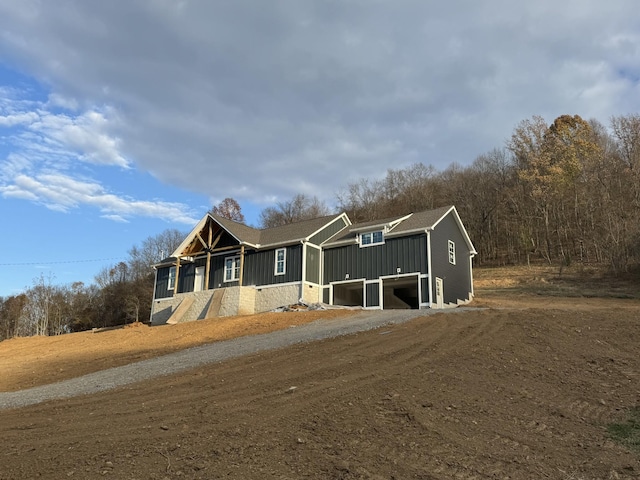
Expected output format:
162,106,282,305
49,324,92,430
150,267,159,319
168,266,176,290
328,278,366,307
223,255,241,283
349,213,412,233
469,255,475,297
254,280,302,290
194,266,205,292
300,242,307,299
448,240,456,265
305,213,351,242
171,214,247,258
363,279,381,309
379,272,420,310
431,206,477,255
330,277,367,285
274,247,287,276
427,229,434,308
304,243,321,284
419,273,428,305
359,230,385,248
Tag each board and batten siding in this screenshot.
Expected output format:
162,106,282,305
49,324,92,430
309,217,348,245
430,211,472,304
305,244,321,284
243,244,302,286
323,234,428,284
155,266,172,299
366,282,380,307
154,257,207,298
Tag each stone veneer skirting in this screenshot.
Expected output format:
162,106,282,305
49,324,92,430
150,282,306,325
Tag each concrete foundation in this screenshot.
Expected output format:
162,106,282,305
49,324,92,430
150,283,304,325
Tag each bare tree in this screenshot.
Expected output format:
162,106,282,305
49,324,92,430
126,228,186,281
210,197,245,223
0,294,27,340
260,194,331,228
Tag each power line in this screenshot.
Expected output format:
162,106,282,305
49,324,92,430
0,258,125,266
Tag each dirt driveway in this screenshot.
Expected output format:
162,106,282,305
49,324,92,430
1,297,640,479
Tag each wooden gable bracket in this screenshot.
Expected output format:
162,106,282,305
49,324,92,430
205,222,213,290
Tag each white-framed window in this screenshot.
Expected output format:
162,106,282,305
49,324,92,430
224,255,241,282
274,248,287,275
360,230,384,247
448,240,456,265
168,266,176,290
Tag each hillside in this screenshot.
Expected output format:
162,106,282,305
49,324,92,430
1,266,639,479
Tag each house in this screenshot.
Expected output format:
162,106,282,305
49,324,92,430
150,205,476,324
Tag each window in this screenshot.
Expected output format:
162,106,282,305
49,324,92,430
224,256,241,282
448,240,456,265
167,266,176,290
360,230,384,247
274,248,286,275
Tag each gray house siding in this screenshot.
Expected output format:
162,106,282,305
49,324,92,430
305,245,321,284
244,245,302,286
155,266,172,299
430,212,472,304
152,207,473,317
309,217,348,245
420,276,430,304
154,257,206,298
208,254,239,289
366,283,380,307
178,260,198,293
323,234,428,283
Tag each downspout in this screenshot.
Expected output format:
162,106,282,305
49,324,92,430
149,265,158,324
300,240,306,302
426,228,433,308
469,251,475,298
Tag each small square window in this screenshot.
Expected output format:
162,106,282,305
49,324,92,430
360,230,384,247
448,240,456,265
275,248,286,275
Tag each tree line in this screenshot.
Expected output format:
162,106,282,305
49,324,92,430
1,112,638,340
263,114,640,273
0,229,185,340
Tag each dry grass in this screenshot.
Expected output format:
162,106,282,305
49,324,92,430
474,263,640,300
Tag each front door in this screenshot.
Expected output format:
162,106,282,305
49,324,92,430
194,266,205,292
435,277,444,308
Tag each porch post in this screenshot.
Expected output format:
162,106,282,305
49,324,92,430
238,245,245,286
173,256,181,297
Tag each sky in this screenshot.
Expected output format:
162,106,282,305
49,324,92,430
0,1,639,296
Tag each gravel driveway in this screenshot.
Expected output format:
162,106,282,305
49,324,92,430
0,309,472,410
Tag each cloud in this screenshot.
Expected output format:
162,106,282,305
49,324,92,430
0,111,38,126
0,172,197,224
32,109,129,167
0,93,197,223
0,0,639,208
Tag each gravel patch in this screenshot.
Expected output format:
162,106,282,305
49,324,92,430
0,308,475,410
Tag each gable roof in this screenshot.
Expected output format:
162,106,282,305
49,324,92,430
169,212,348,259
387,205,453,235
323,205,476,254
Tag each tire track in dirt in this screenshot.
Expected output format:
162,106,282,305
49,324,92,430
2,306,640,479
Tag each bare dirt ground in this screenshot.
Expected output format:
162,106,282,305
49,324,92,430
1,266,640,479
